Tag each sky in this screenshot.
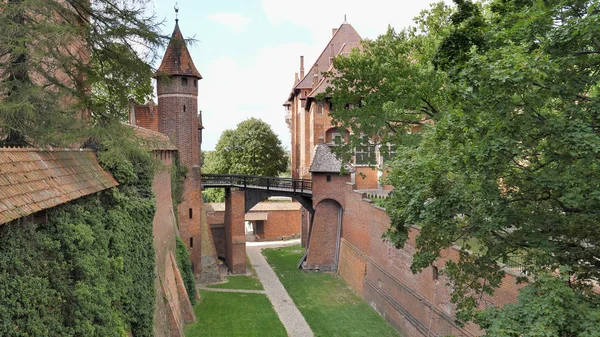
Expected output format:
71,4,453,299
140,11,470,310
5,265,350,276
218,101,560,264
150,0,450,151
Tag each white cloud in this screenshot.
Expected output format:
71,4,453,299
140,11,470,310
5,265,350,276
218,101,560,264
198,43,322,151
261,0,449,41
207,12,252,33
196,1,455,150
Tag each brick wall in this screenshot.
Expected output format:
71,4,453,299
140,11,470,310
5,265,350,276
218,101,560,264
354,166,379,190
206,202,302,242
151,152,195,337
135,105,159,132
224,188,246,274
310,177,522,337
260,209,300,240
305,198,341,270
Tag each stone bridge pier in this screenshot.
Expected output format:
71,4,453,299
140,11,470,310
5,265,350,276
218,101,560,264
224,188,246,274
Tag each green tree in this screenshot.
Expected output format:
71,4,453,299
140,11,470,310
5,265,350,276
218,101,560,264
209,118,288,176
202,118,287,203
325,0,600,329
0,0,162,147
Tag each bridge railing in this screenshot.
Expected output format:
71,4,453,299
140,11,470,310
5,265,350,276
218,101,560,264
201,174,312,194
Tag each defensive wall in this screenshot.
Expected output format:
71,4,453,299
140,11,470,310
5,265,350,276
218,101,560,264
307,172,522,336
150,149,196,337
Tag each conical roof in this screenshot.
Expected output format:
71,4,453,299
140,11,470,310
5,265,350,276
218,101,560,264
155,21,202,79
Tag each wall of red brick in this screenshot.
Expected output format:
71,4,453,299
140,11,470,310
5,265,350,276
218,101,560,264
311,178,522,337
135,105,159,132
305,198,341,270
224,188,246,274
206,203,301,242
260,209,300,240
354,166,379,190
151,153,195,337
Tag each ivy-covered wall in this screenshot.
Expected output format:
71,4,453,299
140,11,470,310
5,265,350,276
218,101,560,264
0,148,156,337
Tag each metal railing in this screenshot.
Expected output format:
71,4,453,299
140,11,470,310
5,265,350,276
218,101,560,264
201,174,312,195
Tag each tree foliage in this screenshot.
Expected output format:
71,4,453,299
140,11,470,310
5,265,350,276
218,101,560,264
0,0,162,147
324,0,600,329
208,118,288,177
202,118,288,202
0,146,156,336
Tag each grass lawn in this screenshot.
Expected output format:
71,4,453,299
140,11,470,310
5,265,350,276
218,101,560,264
185,290,286,337
206,255,263,290
263,245,402,337
205,274,263,290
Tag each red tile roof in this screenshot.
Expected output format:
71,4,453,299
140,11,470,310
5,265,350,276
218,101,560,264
127,124,177,151
0,148,119,225
156,22,202,79
295,23,361,90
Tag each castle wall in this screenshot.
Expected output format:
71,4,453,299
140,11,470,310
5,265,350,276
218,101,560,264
310,177,522,336
151,152,195,337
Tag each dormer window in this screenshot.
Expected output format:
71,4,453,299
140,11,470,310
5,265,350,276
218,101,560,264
181,77,188,86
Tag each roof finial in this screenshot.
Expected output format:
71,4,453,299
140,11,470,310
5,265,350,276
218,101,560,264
343,14,347,23
174,1,179,22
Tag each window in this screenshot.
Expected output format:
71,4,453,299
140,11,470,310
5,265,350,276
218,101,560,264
193,79,197,87
316,102,323,114
183,105,186,112
326,175,331,182
190,237,193,248
332,133,342,145
181,77,188,86
189,208,193,219
382,143,396,163
355,136,375,165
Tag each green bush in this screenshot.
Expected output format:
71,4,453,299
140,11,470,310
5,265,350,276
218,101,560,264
0,147,156,337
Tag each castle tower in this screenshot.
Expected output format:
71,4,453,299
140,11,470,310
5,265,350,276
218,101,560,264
155,18,220,283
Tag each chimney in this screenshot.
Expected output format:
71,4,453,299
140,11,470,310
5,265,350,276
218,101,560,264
295,72,299,84
332,28,338,36
300,56,305,79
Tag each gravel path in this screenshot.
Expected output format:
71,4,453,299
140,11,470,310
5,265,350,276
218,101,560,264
246,240,314,337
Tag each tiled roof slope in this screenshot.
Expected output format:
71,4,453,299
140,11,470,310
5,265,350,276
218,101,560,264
295,23,361,90
0,148,119,225
307,42,363,99
156,22,202,79
309,144,355,173
128,124,177,151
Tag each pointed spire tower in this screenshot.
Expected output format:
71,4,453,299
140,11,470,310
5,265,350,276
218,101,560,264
155,11,220,283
